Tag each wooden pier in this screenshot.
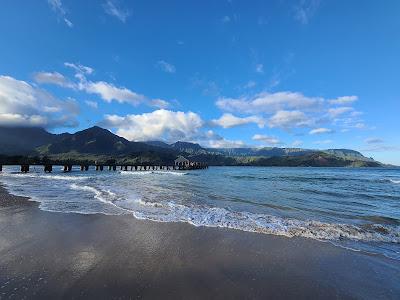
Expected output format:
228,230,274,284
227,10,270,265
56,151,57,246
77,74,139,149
0,163,208,173
0,156,208,173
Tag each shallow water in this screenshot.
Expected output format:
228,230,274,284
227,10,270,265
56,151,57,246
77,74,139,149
1,166,399,260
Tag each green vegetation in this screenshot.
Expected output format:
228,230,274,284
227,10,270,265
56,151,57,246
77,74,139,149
0,126,385,167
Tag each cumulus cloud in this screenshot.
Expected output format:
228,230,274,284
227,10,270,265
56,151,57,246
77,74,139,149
157,60,176,73
80,80,145,106
0,75,79,128
100,109,246,147
48,0,73,27
309,127,333,135
217,90,364,132
101,109,204,142
216,91,324,114
211,113,265,128
103,0,131,23
268,110,312,129
329,95,358,105
252,134,282,145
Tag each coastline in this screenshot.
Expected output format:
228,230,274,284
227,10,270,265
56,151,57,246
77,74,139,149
1,184,399,299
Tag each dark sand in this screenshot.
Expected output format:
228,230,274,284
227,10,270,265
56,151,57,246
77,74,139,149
0,185,399,299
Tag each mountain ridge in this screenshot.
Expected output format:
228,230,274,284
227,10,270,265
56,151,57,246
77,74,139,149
0,126,384,167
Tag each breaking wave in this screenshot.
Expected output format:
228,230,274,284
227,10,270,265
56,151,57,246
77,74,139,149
128,200,400,244
2,173,90,181
119,170,187,176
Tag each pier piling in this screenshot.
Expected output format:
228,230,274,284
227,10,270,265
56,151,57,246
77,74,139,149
20,165,29,173
44,165,53,173
63,165,72,172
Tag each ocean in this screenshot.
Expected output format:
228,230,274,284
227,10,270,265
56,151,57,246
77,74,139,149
1,166,399,260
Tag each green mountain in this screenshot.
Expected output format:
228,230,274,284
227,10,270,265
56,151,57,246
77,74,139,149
0,127,57,155
0,126,384,167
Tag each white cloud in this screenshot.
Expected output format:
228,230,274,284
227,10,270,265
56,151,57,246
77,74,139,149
255,64,264,73
33,71,74,88
0,75,79,128
268,110,312,129
100,109,246,147
85,100,98,109
252,134,282,145
102,109,204,142
309,127,333,135
216,91,324,114
365,137,384,144
103,0,131,23
149,99,171,109
64,62,94,75
157,60,176,73
328,106,353,118
47,0,73,27
202,130,246,148
293,0,320,25
211,113,265,128
329,95,358,105
80,80,145,106
35,64,163,108
206,139,246,148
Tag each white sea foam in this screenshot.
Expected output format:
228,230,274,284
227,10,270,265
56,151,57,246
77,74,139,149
389,179,400,184
119,170,187,176
130,200,400,244
69,184,119,207
3,173,90,181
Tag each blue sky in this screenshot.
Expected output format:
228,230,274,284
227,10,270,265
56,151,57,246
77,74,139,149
0,0,399,164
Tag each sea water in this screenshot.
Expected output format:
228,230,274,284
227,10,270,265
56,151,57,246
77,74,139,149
1,166,399,260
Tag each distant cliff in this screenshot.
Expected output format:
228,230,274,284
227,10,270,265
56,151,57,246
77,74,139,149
0,126,384,167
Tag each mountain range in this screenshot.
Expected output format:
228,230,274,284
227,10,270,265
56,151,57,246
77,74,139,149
0,126,383,167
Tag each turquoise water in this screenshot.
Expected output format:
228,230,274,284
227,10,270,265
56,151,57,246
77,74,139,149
1,166,400,259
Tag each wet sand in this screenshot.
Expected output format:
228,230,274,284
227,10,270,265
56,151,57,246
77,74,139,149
0,185,399,299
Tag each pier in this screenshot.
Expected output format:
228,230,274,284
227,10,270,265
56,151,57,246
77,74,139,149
0,163,207,173
0,156,208,173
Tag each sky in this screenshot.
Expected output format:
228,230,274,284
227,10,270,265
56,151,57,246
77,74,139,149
0,0,399,164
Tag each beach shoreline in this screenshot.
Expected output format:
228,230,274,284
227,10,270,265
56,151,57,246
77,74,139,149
0,184,399,299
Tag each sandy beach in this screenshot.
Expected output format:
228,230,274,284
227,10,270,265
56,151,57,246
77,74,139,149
0,185,399,299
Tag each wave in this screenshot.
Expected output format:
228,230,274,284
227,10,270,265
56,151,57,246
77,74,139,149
129,200,400,244
119,170,187,176
69,183,121,208
389,179,400,184
2,173,90,181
